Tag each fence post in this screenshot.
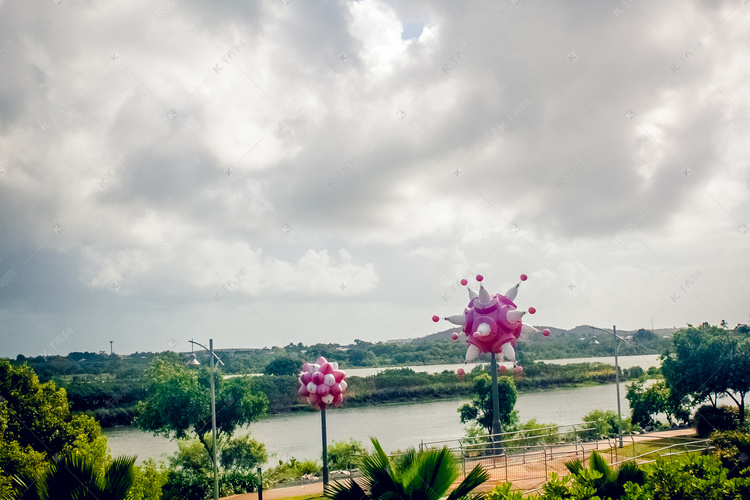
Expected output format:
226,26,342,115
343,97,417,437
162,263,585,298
505,452,508,482
544,445,548,478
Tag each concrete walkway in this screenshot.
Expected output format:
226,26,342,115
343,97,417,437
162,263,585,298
225,428,698,500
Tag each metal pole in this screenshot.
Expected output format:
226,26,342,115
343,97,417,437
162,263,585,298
321,406,329,485
613,326,623,448
210,339,219,500
257,467,263,500
490,353,502,454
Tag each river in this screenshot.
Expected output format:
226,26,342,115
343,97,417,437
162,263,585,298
105,355,662,464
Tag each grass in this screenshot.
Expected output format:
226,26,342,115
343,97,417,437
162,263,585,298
611,435,708,463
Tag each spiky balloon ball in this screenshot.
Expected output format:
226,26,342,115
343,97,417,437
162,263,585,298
434,274,549,371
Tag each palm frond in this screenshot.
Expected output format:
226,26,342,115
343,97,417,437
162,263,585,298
42,453,97,500
446,464,490,500
564,458,583,476
616,460,646,487
323,478,368,500
101,455,136,500
409,448,457,500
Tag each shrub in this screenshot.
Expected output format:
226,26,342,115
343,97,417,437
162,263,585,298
694,405,740,437
710,430,750,477
327,439,368,470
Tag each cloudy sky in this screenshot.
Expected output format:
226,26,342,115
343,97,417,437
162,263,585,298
1,0,749,357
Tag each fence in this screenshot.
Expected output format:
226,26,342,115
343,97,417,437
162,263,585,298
420,425,712,484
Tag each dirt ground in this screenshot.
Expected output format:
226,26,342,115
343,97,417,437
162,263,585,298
224,428,698,500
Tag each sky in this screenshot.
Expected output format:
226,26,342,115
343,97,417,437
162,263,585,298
1,0,749,357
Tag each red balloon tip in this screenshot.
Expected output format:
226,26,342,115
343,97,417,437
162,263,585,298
432,315,440,322
528,306,536,314
476,274,484,282
460,278,468,286
543,329,550,337
520,274,527,281
451,333,459,340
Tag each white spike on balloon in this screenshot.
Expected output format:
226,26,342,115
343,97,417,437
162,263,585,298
478,285,492,305
465,344,481,362
521,323,540,335
501,342,516,362
507,309,526,323
505,283,520,301
445,314,466,326
468,288,478,300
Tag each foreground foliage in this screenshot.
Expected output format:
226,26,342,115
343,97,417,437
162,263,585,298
488,436,750,499
323,437,489,500
6,452,135,500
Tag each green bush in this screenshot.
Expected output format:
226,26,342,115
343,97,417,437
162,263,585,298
126,458,168,500
694,405,740,437
710,430,750,477
263,458,322,486
327,439,368,470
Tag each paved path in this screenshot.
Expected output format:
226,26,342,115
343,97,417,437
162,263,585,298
225,428,698,500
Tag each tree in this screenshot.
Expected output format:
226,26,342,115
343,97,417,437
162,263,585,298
323,437,489,500
263,357,301,376
661,323,750,423
136,356,268,467
458,372,517,434
8,452,135,500
633,328,656,342
0,359,109,495
220,434,267,470
327,439,368,471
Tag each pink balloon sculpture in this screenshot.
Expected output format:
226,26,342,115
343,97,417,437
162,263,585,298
433,274,550,374
297,356,347,410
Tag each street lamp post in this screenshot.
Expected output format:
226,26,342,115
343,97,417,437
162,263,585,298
188,339,224,500
589,325,627,448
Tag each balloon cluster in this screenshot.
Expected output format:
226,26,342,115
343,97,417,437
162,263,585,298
298,357,347,410
433,274,550,375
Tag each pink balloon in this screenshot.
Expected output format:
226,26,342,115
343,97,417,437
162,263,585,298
318,401,327,410
515,366,523,375
330,383,343,395
298,385,309,397
332,393,343,405
302,362,311,372
308,394,320,405
461,279,468,286
316,356,327,366
520,274,527,281
333,370,346,383
312,372,325,385
316,384,330,396
300,372,312,385
543,329,550,337
528,306,536,314
451,333,459,340
432,315,440,322
457,368,465,377
499,365,507,374
320,362,333,375
476,274,484,282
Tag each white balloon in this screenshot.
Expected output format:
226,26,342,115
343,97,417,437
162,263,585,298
307,381,317,394
311,364,320,373
330,362,339,370
322,394,334,405
340,380,348,391
324,373,336,386
501,342,516,362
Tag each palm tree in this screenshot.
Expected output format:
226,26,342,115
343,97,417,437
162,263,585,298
324,438,490,500
564,450,645,499
7,452,135,500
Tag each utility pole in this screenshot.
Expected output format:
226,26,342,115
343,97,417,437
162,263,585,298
110,341,113,356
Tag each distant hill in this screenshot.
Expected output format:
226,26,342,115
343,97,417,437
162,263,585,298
388,325,678,344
